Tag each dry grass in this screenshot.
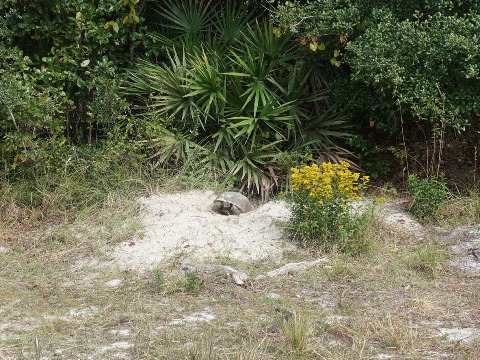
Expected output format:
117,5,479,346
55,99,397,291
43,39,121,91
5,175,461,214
1,186,480,359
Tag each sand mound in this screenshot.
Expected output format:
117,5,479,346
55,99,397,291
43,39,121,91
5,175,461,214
112,190,294,271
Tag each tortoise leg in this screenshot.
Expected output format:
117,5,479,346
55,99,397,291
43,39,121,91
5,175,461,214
230,204,241,215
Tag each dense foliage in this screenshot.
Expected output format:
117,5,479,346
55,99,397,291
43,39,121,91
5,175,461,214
0,0,148,175
274,0,480,178
126,1,351,197
1,0,480,193
407,174,449,221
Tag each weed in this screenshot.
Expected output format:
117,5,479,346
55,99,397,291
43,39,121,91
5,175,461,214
281,312,311,353
151,269,166,293
325,264,356,282
34,336,41,360
439,188,480,227
368,315,418,353
188,339,214,360
407,174,449,221
185,272,205,295
287,162,369,252
405,241,450,278
343,202,378,256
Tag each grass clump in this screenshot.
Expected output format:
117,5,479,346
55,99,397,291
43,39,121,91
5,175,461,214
185,272,205,295
151,269,166,293
405,241,451,278
287,161,370,253
281,312,311,353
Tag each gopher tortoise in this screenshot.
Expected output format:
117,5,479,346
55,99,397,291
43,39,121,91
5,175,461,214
212,191,252,215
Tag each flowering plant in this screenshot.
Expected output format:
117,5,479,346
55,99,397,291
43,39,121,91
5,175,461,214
288,161,370,251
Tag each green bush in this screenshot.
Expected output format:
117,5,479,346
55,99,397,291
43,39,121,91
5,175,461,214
274,1,480,176
407,175,449,220
0,0,151,175
0,54,65,175
126,1,351,197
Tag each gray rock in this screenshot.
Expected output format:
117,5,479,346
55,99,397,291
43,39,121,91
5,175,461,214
267,292,281,300
105,279,122,288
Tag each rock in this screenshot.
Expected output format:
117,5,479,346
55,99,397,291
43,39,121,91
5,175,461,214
105,279,122,288
180,261,250,286
212,191,252,215
267,293,281,300
468,247,480,261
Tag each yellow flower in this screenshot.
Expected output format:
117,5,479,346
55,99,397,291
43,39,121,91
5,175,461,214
290,162,370,205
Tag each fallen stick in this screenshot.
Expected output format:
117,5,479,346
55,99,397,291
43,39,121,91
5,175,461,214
180,261,249,286
255,257,329,280
179,257,329,286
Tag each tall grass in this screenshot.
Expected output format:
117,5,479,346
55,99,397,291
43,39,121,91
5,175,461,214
0,143,156,227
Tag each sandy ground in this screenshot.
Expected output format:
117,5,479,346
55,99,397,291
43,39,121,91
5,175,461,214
110,191,480,275
111,190,296,271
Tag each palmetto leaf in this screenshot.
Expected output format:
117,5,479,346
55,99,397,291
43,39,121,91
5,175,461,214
125,50,199,130
228,101,294,151
241,21,299,65
147,126,197,167
182,48,226,120
229,141,283,196
227,50,277,116
155,0,215,49
292,111,352,154
212,2,254,50
146,31,176,49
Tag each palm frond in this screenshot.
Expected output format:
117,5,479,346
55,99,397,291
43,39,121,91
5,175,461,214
183,48,226,120
154,0,216,52
212,2,255,49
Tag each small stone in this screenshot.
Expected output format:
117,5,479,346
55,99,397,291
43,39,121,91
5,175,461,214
106,279,122,288
54,349,64,356
0,246,7,253
267,292,281,300
110,329,131,336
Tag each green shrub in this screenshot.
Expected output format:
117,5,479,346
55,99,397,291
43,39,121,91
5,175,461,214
125,1,351,197
0,66,65,175
274,1,480,176
287,161,369,252
407,175,449,221
0,0,149,174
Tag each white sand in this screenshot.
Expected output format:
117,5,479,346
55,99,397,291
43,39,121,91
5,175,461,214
112,190,294,271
